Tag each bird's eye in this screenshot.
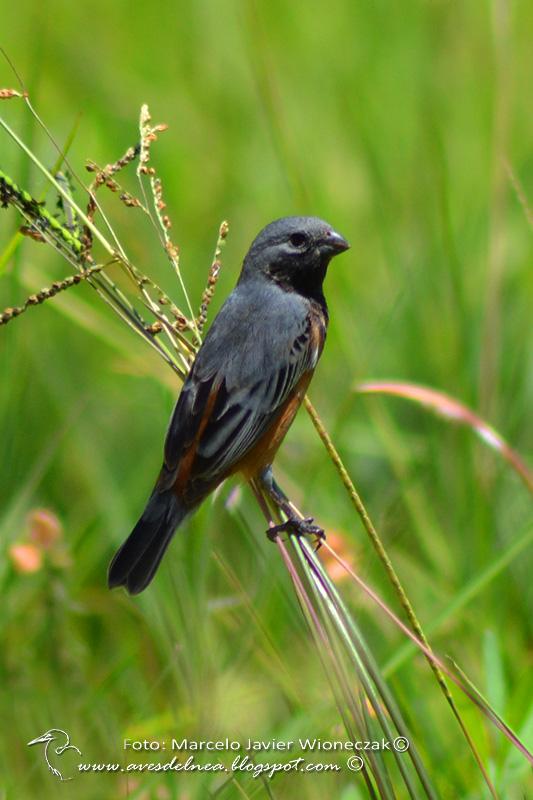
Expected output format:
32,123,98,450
289,232,308,249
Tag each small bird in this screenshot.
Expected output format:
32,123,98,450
27,728,81,781
108,216,349,594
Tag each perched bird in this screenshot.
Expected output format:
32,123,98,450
108,216,349,594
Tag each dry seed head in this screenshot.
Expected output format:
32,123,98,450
119,193,140,208
19,225,45,243
170,307,189,329
0,88,28,99
165,241,179,258
140,104,151,125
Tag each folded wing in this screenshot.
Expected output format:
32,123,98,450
159,300,324,500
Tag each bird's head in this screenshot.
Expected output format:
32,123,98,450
28,729,59,747
241,216,349,297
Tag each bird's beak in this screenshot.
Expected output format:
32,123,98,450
28,734,51,746
321,229,350,255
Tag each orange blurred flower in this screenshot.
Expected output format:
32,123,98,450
9,543,43,574
9,508,68,576
27,508,62,549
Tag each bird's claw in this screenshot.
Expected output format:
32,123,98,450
266,517,325,550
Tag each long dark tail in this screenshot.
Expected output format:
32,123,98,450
108,490,187,595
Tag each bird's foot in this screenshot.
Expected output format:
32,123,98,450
266,516,325,550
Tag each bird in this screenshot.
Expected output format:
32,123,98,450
108,216,349,595
27,728,81,781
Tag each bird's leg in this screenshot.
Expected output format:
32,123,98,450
258,466,325,549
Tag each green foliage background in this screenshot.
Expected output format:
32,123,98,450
0,1,531,798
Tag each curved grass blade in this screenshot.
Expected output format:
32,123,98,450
356,381,532,493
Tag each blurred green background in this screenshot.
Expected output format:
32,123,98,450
1,0,532,797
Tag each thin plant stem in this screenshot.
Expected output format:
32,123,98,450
303,396,501,798
252,480,436,797
298,537,438,799
322,540,532,765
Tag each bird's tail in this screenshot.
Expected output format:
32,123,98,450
108,490,187,595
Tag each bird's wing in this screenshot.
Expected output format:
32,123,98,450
159,295,324,495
